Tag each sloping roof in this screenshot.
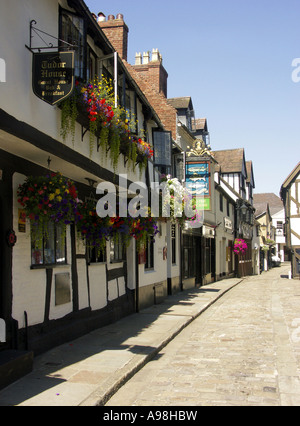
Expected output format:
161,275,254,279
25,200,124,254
281,162,300,190
253,193,283,216
246,161,252,183
212,148,245,174
122,60,178,140
167,97,192,110
193,118,207,131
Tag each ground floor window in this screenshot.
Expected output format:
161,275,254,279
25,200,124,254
31,222,67,267
145,236,155,270
110,239,126,263
88,246,107,264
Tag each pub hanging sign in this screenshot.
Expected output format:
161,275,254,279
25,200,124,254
32,51,74,105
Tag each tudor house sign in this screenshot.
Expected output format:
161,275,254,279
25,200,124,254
32,51,74,105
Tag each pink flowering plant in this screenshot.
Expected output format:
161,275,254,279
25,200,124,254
234,239,248,255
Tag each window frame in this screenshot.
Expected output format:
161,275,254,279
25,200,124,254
110,239,126,263
87,245,107,265
59,7,87,80
145,236,155,270
31,222,67,269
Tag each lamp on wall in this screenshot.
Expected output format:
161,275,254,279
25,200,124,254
240,202,248,216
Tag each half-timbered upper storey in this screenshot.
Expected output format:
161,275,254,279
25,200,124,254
0,0,166,187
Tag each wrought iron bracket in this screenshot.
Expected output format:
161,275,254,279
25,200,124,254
81,126,88,142
25,20,77,53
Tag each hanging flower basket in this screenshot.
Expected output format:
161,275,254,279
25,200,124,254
59,77,153,173
159,175,197,226
107,214,159,254
17,173,79,247
76,199,111,254
129,216,159,253
234,239,248,255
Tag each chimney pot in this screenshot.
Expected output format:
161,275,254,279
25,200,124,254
143,51,150,65
135,52,142,65
116,13,124,20
152,48,160,62
99,13,129,61
97,12,106,22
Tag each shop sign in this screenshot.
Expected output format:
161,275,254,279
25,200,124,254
32,51,74,105
224,217,233,230
186,161,211,210
203,226,215,238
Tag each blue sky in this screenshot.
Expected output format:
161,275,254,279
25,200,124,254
85,0,300,196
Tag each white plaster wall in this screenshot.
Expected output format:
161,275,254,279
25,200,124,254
139,222,168,288
0,0,147,187
12,172,46,327
77,258,89,310
88,263,107,311
12,172,74,326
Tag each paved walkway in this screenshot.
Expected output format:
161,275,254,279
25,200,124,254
0,276,243,406
107,264,300,406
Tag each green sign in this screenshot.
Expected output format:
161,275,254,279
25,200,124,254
186,161,211,211
196,197,211,211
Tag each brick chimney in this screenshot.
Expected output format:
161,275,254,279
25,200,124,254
98,13,129,61
133,48,168,98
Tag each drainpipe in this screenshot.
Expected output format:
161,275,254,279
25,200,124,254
135,243,140,313
114,51,118,108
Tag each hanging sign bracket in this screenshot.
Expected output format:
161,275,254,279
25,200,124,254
25,20,78,53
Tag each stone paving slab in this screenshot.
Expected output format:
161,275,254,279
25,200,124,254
0,277,242,406
106,265,300,406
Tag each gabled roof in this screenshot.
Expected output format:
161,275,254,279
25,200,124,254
167,97,193,110
253,193,283,216
122,60,178,140
212,148,246,174
281,162,300,190
246,161,255,187
193,118,208,132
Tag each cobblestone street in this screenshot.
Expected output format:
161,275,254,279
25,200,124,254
106,265,300,406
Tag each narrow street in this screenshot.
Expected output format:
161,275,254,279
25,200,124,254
106,265,300,406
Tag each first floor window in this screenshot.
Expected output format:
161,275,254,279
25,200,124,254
60,8,85,79
31,223,67,266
